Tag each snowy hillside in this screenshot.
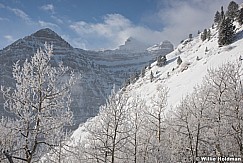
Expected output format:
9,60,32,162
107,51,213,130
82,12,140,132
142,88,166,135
60,20,243,162
126,24,243,111
2,1,243,162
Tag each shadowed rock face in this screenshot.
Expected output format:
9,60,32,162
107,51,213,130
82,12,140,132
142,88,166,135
0,28,174,129
0,28,114,128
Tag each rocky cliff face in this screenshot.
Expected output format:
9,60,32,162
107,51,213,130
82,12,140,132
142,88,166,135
0,28,174,128
147,40,174,56
117,37,150,53
88,38,174,87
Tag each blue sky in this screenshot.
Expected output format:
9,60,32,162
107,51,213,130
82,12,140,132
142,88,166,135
0,0,241,50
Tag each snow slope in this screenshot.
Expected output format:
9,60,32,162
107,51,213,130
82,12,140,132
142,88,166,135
124,24,243,112
70,23,243,145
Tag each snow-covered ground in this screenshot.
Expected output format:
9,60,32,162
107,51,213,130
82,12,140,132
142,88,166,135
125,24,243,112
70,23,243,144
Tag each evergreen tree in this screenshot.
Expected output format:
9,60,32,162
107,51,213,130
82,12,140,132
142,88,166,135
130,72,139,84
205,47,208,53
189,34,193,41
237,8,243,25
214,11,221,24
156,55,167,67
207,29,211,40
226,1,239,20
156,56,162,66
141,67,146,78
124,78,130,87
177,56,182,65
221,6,225,20
218,17,236,46
148,63,151,69
150,71,154,82
135,72,139,80
201,29,207,41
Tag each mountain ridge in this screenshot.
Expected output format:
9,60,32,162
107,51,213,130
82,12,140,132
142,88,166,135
58,19,243,162
0,28,173,128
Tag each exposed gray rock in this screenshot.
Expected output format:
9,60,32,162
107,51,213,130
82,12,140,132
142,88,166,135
147,40,174,56
0,28,174,129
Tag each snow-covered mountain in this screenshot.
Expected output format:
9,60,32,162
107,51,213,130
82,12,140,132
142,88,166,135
0,28,116,127
147,40,174,56
81,37,174,88
126,26,243,110
63,21,243,161
117,37,150,53
0,28,173,128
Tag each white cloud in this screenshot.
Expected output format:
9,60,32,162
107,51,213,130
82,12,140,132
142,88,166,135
62,34,87,49
41,4,55,13
4,35,15,42
38,20,59,29
0,3,32,23
70,14,164,49
154,0,243,45
8,8,31,23
70,14,131,36
51,15,64,24
69,0,243,50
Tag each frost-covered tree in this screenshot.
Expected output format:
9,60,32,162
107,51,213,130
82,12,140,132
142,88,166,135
218,17,235,46
171,85,213,162
0,44,76,163
221,62,243,159
0,117,19,162
142,85,170,162
125,96,147,163
84,89,130,163
204,63,237,157
226,1,239,20
168,62,243,161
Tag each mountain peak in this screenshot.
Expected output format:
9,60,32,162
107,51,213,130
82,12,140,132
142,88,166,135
147,40,174,56
31,28,71,47
31,28,58,38
27,28,73,49
1,28,73,57
124,37,135,43
117,37,149,53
